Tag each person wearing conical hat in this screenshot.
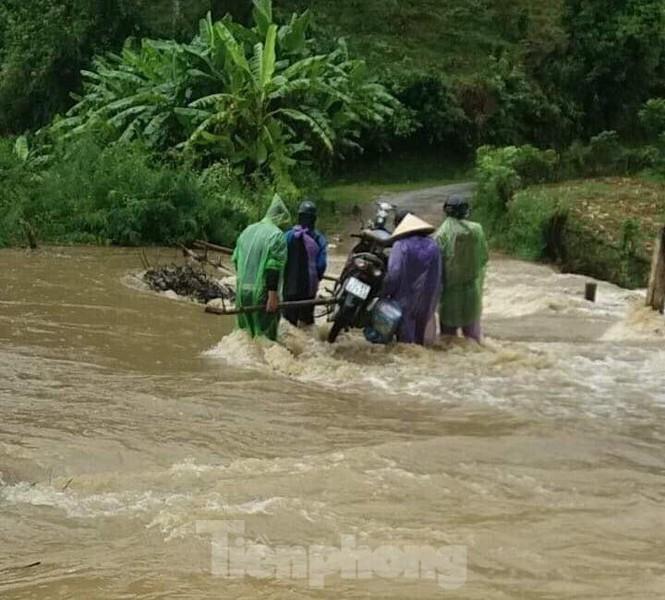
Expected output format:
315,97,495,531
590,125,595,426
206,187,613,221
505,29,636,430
381,212,442,345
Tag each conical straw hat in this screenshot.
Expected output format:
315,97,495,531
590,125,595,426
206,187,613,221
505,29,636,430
391,213,435,240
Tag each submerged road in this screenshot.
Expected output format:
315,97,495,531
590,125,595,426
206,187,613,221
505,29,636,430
379,181,476,222
1,185,664,598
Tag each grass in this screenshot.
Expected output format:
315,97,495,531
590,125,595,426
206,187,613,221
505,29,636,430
547,177,665,253
507,177,665,288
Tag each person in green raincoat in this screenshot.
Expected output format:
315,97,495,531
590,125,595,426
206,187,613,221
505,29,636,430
435,195,489,342
232,195,291,341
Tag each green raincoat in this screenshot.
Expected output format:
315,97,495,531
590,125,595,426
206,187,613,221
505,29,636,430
435,218,489,327
232,195,291,340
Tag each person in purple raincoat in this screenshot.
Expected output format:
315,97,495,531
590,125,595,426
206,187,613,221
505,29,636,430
283,201,328,327
381,213,441,345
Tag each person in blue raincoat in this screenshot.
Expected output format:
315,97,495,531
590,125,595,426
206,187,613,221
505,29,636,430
283,200,328,327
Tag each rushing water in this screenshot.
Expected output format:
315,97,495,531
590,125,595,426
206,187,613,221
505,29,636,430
2,214,665,598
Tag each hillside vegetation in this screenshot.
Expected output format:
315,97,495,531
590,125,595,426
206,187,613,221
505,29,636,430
2,0,665,286
278,0,564,78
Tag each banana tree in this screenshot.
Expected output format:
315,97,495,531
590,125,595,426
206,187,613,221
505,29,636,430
181,6,396,175
178,15,335,173
52,39,189,148
52,0,398,182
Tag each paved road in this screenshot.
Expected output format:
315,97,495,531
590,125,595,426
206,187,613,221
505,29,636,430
333,181,476,253
378,181,476,223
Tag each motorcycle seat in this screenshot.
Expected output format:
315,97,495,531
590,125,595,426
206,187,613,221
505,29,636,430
359,228,393,246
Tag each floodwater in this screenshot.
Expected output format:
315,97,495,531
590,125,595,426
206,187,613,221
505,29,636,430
2,213,665,598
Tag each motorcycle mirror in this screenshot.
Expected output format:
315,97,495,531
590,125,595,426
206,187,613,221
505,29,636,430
376,201,396,212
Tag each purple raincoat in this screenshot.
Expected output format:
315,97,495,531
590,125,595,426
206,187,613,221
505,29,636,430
290,225,320,296
382,235,442,345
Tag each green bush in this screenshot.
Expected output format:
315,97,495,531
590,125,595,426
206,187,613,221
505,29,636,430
527,0,665,138
560,131,660,177
391,73,469,149
502,187,567,261
458,56,573,149
474,144,559,231
0,0,141,134
0,0,245,134
639,99,665,140
0,137,264,247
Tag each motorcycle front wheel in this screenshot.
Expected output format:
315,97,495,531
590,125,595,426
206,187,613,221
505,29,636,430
327,319,345,344
327,301,355,343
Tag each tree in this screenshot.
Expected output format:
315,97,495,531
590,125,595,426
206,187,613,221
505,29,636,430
52,0,397,183
556,0,665,135
0,0,142,134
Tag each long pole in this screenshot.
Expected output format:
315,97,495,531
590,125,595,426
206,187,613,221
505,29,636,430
193,240,234,256
646,226,665,313
205,297,338,316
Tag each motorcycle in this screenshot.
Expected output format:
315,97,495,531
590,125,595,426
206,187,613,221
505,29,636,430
327,202,402,343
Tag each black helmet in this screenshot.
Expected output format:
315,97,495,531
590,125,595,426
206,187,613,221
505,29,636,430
394,208,410,229
444,195,470,219
298,200,317,228
298,200,317,217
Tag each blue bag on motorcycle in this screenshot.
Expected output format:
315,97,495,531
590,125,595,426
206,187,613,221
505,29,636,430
363,299,403,344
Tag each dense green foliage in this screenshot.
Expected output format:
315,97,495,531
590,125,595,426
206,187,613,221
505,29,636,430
280,0,665,152
4,0,665,258
0,1,394,248
553,0,665,136
0,0,136,133
474,144,559,231
0,136,265,247
0,1,252,134
472,133,665,288
51,2,395,187
5,0,665,151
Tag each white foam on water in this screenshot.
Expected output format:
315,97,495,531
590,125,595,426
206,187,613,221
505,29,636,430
204,326,556,406
0,478,300,544
201,259,665,420
484,266,643,320
0,482,179,518
602,299,665,341
169,458,218,476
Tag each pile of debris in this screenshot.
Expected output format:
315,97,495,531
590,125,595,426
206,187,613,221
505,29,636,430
143,264,235,304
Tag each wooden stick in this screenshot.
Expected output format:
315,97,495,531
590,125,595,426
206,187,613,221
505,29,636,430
205,297,338,316
180,244,234,276
179,243,201,261
646,226,665,313
140,249,151,270
193,240,234,256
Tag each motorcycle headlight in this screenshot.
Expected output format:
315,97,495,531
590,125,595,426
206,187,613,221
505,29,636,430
373,268,382,278
354,258,368,270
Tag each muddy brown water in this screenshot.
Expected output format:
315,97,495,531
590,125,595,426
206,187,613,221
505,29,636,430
2,197,665,598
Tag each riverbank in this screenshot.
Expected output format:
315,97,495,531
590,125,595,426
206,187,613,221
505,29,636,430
500,176,665,289
323,170,664,292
